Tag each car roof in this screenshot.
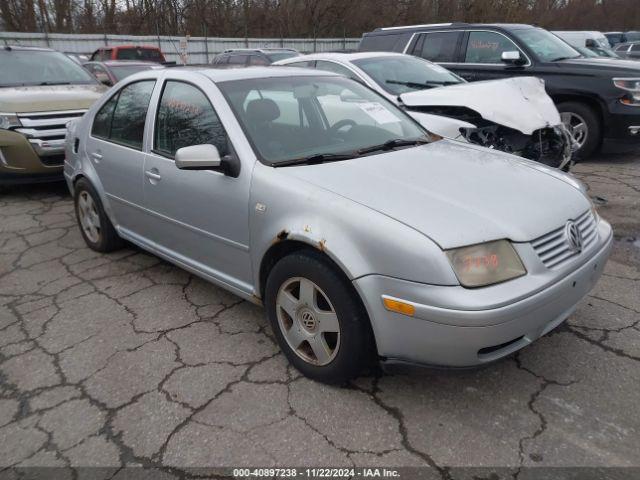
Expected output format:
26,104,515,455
97,44,161,50
222,48,298,54
274,51,407,64
369,22,535,35
2,45,56,52
198,66,337,82
100,60,161,66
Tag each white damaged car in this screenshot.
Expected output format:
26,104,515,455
275,52,575,170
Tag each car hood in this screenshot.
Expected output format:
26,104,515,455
556,57,640,72
399,76,561,135
0,84,107,113
280,140,590,249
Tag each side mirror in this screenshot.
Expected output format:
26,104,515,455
175,144,222,170
501,51,525,65
94,72,112,86
585,39,597,48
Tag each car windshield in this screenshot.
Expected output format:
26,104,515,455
513,28,581,62
0,50,97,87
110,64,156,81
352,55,463,95
267,52,299,62
218,76,428,165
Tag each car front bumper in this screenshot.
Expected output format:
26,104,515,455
602,102,640,152
0,129,65,184
354,222,613,368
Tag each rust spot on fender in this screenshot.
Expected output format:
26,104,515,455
272,229,289,245
318,238,327,251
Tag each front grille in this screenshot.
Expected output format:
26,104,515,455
531,210,598,269
14,110,85,158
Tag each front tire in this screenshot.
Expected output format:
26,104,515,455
557,101,601,160
265,250,374,385
74,178,123,252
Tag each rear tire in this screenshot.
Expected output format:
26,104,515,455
557,101,601,160
74,178,123,252
265,250,374,385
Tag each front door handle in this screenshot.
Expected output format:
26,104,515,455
145,169,161,182
90,152,102,163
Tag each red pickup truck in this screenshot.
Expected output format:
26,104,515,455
90,45,166,63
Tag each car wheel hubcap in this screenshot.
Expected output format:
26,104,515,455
276,277,340,366
560,111,588,149
78,191,101,243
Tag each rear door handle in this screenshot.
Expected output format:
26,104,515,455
145,169,161,181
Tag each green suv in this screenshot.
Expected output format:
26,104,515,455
0,46,107,185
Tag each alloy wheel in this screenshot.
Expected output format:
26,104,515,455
560,111,589,149
276,277,340,366
77,191,101,243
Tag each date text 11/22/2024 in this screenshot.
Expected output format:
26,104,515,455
233,468,400,478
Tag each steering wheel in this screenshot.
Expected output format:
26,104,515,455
329,119,357,135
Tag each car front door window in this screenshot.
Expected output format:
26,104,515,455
154,81,230,158
464,31,522,64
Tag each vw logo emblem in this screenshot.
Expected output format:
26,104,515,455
300,311,316,331
565,221,583,253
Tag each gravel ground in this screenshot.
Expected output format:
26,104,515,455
0,153,638,479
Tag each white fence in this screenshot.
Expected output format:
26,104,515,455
0,32,361,63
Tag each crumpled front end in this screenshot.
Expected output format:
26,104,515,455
400,76,576,170
460,122,575,171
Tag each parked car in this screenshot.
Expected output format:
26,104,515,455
84,60,164,86
624,31,640,43
0,46,106,185
604,32,626,47
613,42,640,60
552,31,620,58
275,52,573,170
90,45,165,63
359,23,640,158
571,45,620,59
212,48,299,68
64,67,612,384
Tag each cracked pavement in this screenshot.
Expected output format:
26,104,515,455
0,153,638,478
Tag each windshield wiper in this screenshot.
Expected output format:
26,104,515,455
386,80,458,89
358,138,428,155
275,152,357,167
38,81,72,86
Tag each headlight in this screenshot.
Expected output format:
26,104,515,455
445,239,526,288
613,78,640,106
0,113,21,130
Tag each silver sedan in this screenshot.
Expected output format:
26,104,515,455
64,67,613,384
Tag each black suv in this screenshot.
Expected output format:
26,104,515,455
212,48,299,68
360,23,640,158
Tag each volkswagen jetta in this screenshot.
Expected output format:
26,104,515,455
64,67,613,384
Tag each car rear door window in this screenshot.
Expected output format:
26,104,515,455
91,93,118,139
154,81,230,158
228,54,249,66
415,31,462,62
248,55,269,66
91,80,155,149
464,31,521,64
